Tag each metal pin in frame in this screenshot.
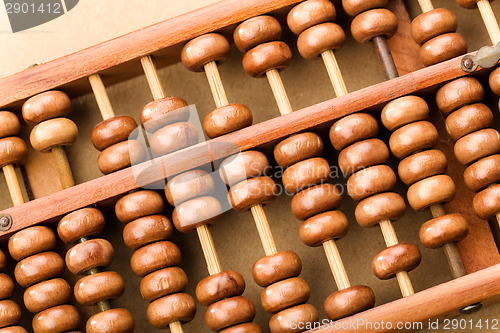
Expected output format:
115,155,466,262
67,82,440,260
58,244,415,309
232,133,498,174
461,41,500,73
0,213,13,231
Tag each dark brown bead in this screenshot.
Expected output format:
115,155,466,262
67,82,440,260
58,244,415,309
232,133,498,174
389,121,438,159
0,300,21,328
220,151,269,186
205,296,255,332
123,215,173,250
57,208,105,244
330,113,378,151
372,243,421,279
287,0,336,35
91,116,138,151
74,271,125,306
282,157,330,194
22,91,71,126
0,137,28,168
0,251,5,271
419,214,469,249
172,196,222,233
141,267,188,302
411,9,457,45
228,177,277,211
130,241,181,277
436,77,484,115
66,239,114,275
115,190,164,223
489,67,500,95
15,252,64,288
398,149,448,186
141,97,189,132
234,16,282,53
242,41,292,78
473,184,500,219
297,23,346,59
9,226,56,261
338,138,389,175
407,175,456,210
291,183,342,220
342,0,388,17
147,293,196,328
456,0,479,8
196,270,245,306
274,132,323,168
165,170,215,206
181,33,230,72
445,103,493,141
252,251,302,287
464,155,500,192
355,192,406,227
347,165,397,201
324,285,375,320
299,211,349,246
86,308,135,333
261,277,310,314
220,323,262,333
0,112,20,138
97,140,147,175
150,122,198,156
454,129,500,165
32,304,80,333
23,278,71,313
420,33,467,67
381,95,429,131
351,9,398,44
269,304,318,333
204,104,253,138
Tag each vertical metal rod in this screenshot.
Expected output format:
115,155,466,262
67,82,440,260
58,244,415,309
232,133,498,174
372,36,399,80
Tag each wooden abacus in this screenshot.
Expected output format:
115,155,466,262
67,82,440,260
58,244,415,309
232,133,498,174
1,0,500,332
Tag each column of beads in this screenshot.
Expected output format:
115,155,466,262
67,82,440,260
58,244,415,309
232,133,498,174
181,32,318,332
0,249,26,333
456,0,500,45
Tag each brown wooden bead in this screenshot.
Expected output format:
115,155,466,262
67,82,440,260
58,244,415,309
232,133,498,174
398,149,448,186
172,196,222,233
282,157,330,194
220,323,262,333
287,0,336,35
324,285,375,320
204,104,253,138
220,151,269,186
489,67,500,95
338,138,389,176
262,277,310,314
330,113,378,151
165,170,215,206
436,77,484,115
66,239,114,275
300,211,349,246
32,304,80,333
115,190,164,223
0,326,27,333
372,243,421,279
269,304,318,333
0,300,21,328
150,122,198,156
130,241,181,277
297,23,346,59
196,270,245,306
410,9,458,45
0,112,20,138
381,96,429,131
147,293,196,328
456,0,479,8
252,251,302,287
22,91,71,126
0,274,14,299
234,16,282,53
182,33,230,72
351,9,398,44
97,139,147,175
291,183,342,220
123,215,173,250
205,296,255,332
86,308,135,333
347,165,397,201
141,97,189,133
407,175,456,210
455,129,500,165
419,214,469,249
242,41,292,78
74,271,125,306
389,121,438,159
342,0,388,17
141,267,188,302
274,132,323,168
445,103,493,141
228,177,277,211
355,192,406,227
473,184,500,219
420,33,467,67
57,208,105,244
91,116,138,151
9,226,56,261
0,137,28,168
0,250,6,270
464,155,500,192
24,278,71,313
30,118,78,152
15,252,64,288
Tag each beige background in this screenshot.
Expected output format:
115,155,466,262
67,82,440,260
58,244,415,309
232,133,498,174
1,0,500,332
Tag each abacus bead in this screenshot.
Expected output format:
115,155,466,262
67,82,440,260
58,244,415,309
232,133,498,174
66,239,114,275
181,33,231,72
130,241,181,277
389,121,438,159
351,9,398,44
291,184,342,220
97,140,147,175
473,184,500,219
165,170,215,206
220,323,262,333
57,208,105,244
407,175,456,210
338,139,389,175
0,112,20,138
196,270,245,306
15,252,64,288
0,137,28,167
419,214,469,249
372,243,421,279
355,192,406,227
330,113,378,151
420,33,467,67
141,97,189,132
262,277,310,314
489,67,500,95
204,104,253,138
9,226,56,261
24,278,71,313
147,293,196,328
410,9,458,45
32,304,80,333
205,296,255,332
456,0,478,8
228,177,277,211
436,77,484,115
342,0,388,17
297,23,346,59
242,41,292,78
446,103,494,141
234,16,282,53
141,267,188,302
0,251,5,270
464,155,500,192
282,157,330,194
0,327,27,333
86,308,135,333
172,196,222,233
287,0,336,35
115,190,164,223
0,274,14,299
220,151,269,186
22,91,71,126
252,251,302,287
381,96,429,131
269,304,318,333
30,118,78,152
150,122,198,156
123,215,173,250
74,271,125,305
347,165,397,201
398,149,448,186
454,129,500,165
299,211,349,246
0,300,21,328
91,116,138,151
324,285,375,320
274,132,323,168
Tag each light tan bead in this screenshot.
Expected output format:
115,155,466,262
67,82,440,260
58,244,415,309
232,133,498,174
0,274,14,299
464,155,500,192
324,285,375,320
91,116,138,151
130,241,181,277
407,175,456,210
338,138,389,175
420,33,467,67
74,271,125,306
454,129,500,165
220,151,269,186
282,157,330,194
123,215,173,250
204,104,253,138
299,211,349,246
205,296,255,332
0,112,20,138
252,251,302,287
181,33,230,72
419,214,469,249
351,9,398,44
242,41,292,78
15,252,64,288
0,137,28,168
9,226,56,261
389,121,438,159
0,300,21,328
172,196,222,233
456,0,479,8
150,122,198,156
287,0,336,35
57,208,105,244
347,165,397,201
381,96,429,131
372,243,421,279
297,23,346,59
165,170,215,206
269,304,319,333
398,149,448,186
234,16,282,53
446,103,494,141
355,192,406,227
436,77,484,115
115,190,164,223
489,67,500,95
220,323,262,333
228,177,277,211
147,293,196,328
342,0,388,17
274,132,323,168
262,277,310,314
291,183,342,220
22,91,71,126
23,278,71,313
32,304,80,333
97,139,147,175
473,184,500,219
410,9,458,45
141,97,189,133
30,118,78,152
196,270,245,306
66,239,114,275
330,113,378,151
141,267,188,302
86,308,135,333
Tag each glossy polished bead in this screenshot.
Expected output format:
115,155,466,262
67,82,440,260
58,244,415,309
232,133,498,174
181,33,230,72
150,122,198,156
172,196,222,233
398,149,447,186
220,323,262,333
234,16,282,52
489,67,500,95
22,91,71,126
324,285,375,320
269,304,318,333
456,0,479,8
407,175,456,210
165,170,215,206
0,112,20,138
342,0,388,17
204,104,253,138
274,132,323,168
287,0,336,35
436,77,484,115
351,9,398,44
9,226,56,261
282,158,330,194
410,9,457,45
419,214,469,248
389,121,438,159
242,41,292,78
32,304,80,333
330,113,378,150
297,23,346,59
291,183,342,220
15,252,64,288
30,118,78,152
0,137,28,168
473,184,500,219
454,129,500,165
228,177,277,211
66,239,114,275
0,250,5,270
464,155,500,192
0,326,28,333
381,95,429,131
141,267,188,302
24,278,71,313
57,208,105,244
0,274,14,299
205,296,255,332
0,300,21,328
147,293,196,328
130,241,181,277
123,215,173,250
115,190,164,223
445,103,493,141
91,116,138,151
338,138,389,175
86,308,135,333
347,165,397,201
299,211,349,246
196,270,245,306
252,251,302,287
74,271,125,306
261,277,310,313
355,192,406,227
97,140,147,175
220,151,269,186
141,97,189,133
420,33,467,67
372,243,421,279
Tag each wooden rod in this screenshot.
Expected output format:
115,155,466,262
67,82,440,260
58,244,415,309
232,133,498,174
169,321,184,333
204,61,229,108
266,69,293,116
396,271,415,298
140,56,166,101
3,165,25,206
88,74,116,120
51,146,75,190
196,224,222,275
417,0,434,13
250,204,278,256
321,50,348,97
323,240,351,290
477,0,500,45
